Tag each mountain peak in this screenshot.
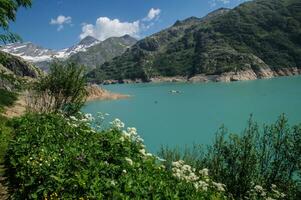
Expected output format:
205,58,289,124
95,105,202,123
78,36,99,46
174,16,201,26
121,34,133,39
201,7,231,21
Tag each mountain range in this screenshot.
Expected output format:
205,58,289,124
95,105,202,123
1,0,301,84
0,35,137,71
87,0,301,83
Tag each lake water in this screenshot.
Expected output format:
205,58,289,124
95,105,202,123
82,76,301,153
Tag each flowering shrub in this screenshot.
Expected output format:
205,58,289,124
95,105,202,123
171,160,226,194
159,115,301,199
246,184,286,200
6,113,229,199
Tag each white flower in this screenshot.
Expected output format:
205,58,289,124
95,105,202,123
127,127,137,135
84,113,94,121
254,185,264,192
110,118,125,130
199,168,209,177
280,193,286,198
120,136,125,142
70,116,77,121
80,118,88,122
139,149,146,156
122,130,131,138
122,169,127,173
125,157,133,166
212,182,226,192
110,180,116,186
195,180,209,191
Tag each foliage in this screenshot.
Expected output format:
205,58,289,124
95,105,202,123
0,0,32,43
6,113,227,199
0,88,17,112
88,0,301,82
0,115,12,167
33,62,87,115
159,115,301,199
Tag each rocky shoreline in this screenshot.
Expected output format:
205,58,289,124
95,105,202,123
2,85,128,118
86,84,129,101
102,67,301,85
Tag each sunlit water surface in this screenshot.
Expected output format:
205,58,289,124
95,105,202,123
82,76,301,152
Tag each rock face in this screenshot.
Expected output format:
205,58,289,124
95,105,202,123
0,51,42,78
103,67,301,85
0,51,42,91
88,0,301,83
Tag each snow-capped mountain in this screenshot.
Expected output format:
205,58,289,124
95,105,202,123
0,35,137,71
58,36,100,58
1,42,56,63
0,36,100,63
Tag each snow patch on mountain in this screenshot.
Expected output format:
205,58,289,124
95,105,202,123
0,36,100,63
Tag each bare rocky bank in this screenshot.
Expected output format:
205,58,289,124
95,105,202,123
86,84,129,101
102,67,301,85
2,85,128,118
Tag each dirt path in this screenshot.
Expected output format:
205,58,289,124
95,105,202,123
3,94,26,118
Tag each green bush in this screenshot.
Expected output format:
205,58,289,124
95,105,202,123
6,113,227,199
33,62,87,115
0,115,12,166
0,89,17,112
159,115,301,199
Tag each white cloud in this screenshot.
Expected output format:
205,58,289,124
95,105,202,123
144,8,161,21
80,17,140,40
50,15,72,31
80,8,161,41
210,0,231,7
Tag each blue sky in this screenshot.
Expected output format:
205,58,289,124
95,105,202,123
9,0,247,50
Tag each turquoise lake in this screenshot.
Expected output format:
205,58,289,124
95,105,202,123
82,76,301,153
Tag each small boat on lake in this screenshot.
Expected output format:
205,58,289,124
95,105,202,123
170,90,181,94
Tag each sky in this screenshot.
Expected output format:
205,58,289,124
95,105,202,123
9,0,248,50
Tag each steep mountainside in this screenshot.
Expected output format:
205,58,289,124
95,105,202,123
88,0,301,83
67,35,137,70
0,50,42,91
0,51,41,78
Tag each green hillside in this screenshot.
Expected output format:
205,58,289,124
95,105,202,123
88,0,301,82
67,35,137,70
